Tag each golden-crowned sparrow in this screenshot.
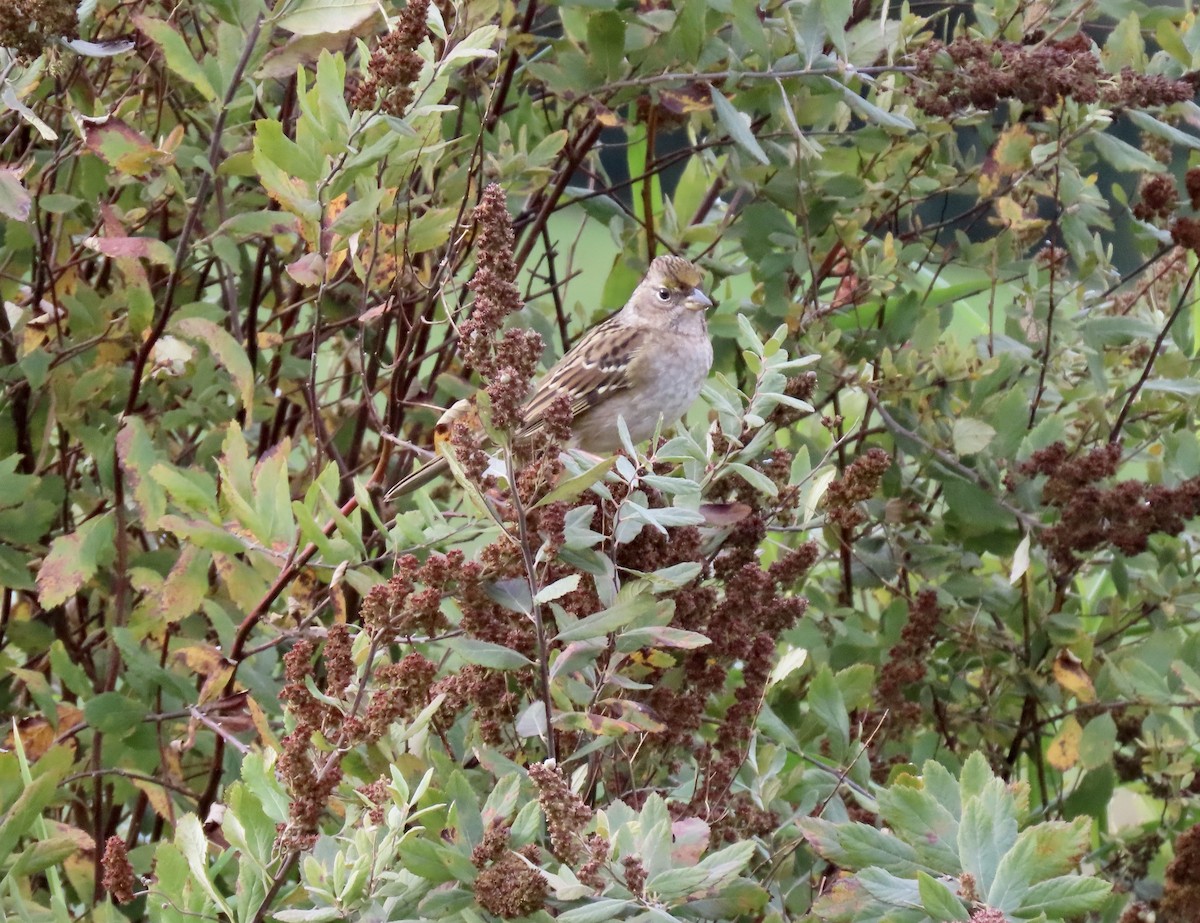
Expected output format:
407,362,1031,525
387,254,713,499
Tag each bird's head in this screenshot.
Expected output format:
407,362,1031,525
626,255,713,327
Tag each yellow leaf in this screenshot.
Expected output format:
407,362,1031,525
131,777,176,824
1047,715,1083,771
1053,649,1096,703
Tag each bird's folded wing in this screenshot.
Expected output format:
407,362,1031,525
519,319,647,439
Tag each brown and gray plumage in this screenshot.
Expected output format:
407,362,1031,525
387,255,713,500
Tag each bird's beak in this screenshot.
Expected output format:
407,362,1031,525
686,288,713,311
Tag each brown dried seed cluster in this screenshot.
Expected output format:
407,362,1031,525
430,663,518,744
622,855,648,898
1016,441,1200,570
460,184,544,433
577,833,611,890
528,760,594,864
361,551,473,643
825,447,892,529
364,652,438,739
276,720,343,852
474,844,547,918
349,0,430,117
867,588,943,736
0,0,77,59
968,908,1008,923
1160,822,1200,923
1171,217,1200,254
101,836,136,904
1187,168,1200,209
1133,174,1178,222
910,34,1197,117
356,775,391,825
461,185,525,376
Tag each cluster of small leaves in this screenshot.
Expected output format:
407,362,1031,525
803,752,1112,922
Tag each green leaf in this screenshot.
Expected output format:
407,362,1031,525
9,834,86,876
177,814,235,918
1102,12,1145,71
83,692,147,738
535,574,581,603
917,872,970,922
1079,714,1117,771
485,578,533,615
273,910,345,923
710,88,770,165
807,665,849,748
1144,378,1200,396
175,317,255,415
876,784,960,869
617,625,710,652
554,586,656,642
0,771,64,860
587,12,625,80
0,543,34,591
274,0,382,36
450,637,534,669
799,817,927,876
824,75,915,130
36,512,116,608
1127,109,1200,152
1015,875,1111,917
558,899,637,923
725,462,779,497
441,24,500,65
1092,132,1164,173
952,418,996,456
958,780,1018,897
397,837,476,884
0,167,31,221
135,16,218,101
856,866,923,910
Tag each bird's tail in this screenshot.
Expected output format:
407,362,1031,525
384,455,450,501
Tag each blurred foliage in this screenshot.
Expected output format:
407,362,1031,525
2,0,1200,921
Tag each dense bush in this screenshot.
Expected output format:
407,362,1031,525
2,0,1200,921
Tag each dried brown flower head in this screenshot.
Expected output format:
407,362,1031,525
1160,822,1200,923
1016,441,1200,570
1186,168,1200,210
474,847,548,918
1133,174,1178,222
350,0,430,116
1,0,77,58
101,836,136,904
825,447,891,529
910,35,1196,117
867,588,943,735
528,760,594,864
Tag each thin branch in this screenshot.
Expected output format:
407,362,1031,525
1109,260,1200,443
862,382,1043,532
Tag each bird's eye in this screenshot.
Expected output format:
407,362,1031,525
656,287,671,302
